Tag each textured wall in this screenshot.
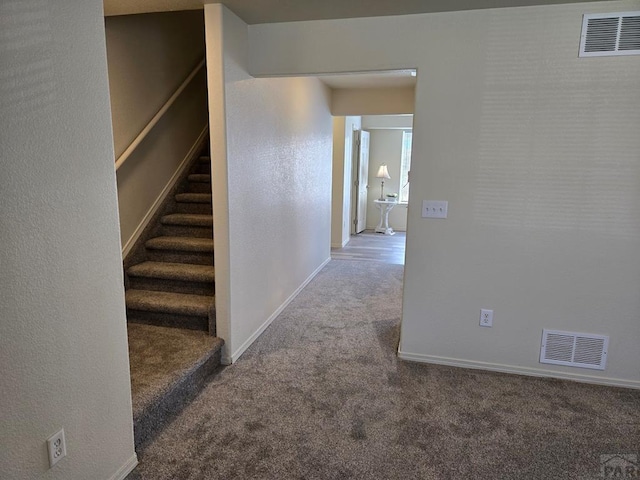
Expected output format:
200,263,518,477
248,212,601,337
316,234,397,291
248,1,640,387
0,1,136,478
366,129,409,232
205,5,333,362
332,116,361,247
106,12,209,250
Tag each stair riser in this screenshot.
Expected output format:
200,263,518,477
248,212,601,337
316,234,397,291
133,346,221,450
173,203,212,215
186,182,212,194
128,277,215,296
146,250,214,266
160,225,213,238
127,309,209,332
191,164,210,175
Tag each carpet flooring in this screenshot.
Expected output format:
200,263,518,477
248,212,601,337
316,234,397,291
128,324,224,448
127,260,640,480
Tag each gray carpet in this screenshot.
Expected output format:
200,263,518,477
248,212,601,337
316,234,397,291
128,324,223,448
127,260,640,480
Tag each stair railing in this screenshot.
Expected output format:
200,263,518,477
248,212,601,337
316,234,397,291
115,58,206,171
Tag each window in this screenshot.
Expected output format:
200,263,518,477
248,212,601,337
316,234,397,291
400,131,412,203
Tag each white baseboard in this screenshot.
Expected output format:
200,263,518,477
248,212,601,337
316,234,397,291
224,256,331,364
109,454,138,480
397,351,640,390
121,125,209,258
331,238,350,249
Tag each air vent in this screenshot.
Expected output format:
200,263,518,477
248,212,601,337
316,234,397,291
540,329,608,370
580,12,640,57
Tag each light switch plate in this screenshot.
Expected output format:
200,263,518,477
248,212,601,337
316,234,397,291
422,201,448,218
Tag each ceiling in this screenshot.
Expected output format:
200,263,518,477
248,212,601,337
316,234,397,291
103,0,609,23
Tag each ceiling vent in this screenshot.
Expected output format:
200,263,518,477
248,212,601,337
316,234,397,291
540,329,608,370
580,12,640,57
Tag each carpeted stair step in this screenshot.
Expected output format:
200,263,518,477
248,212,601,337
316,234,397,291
128,323,224,450
175,193,211,203
174,193,212,214
187,174,211,193
161,213,213,227
127,262,215,295
126,289,215,331
145,236,214,265
188,174,210,183
160,213,213,238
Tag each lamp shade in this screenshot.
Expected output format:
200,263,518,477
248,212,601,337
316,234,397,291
376,164,391,179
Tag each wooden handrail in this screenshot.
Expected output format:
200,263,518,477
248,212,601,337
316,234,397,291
115,59,205,171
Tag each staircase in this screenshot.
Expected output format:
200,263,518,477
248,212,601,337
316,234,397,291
125,154,216,333
123,146,223,450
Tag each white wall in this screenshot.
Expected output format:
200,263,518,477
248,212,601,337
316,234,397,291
205,5,333,363
106,11,209,251
332,87,414,115
0,1,136,479
332,116,361,247
366,129,409,232
248,1,640,388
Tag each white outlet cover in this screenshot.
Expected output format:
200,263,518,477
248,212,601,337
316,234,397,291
422,200,448,218
480,309,493,327
47,428,66,468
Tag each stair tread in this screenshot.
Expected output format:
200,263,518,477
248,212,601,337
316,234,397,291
188,174,211,183
128,322,223,421
175,193,211,204
197,155,210,164
161,213,213,227
128,262,214,282
146,236,214,252
126,290,214,317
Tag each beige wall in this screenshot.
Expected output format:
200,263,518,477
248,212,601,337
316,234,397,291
332,87,414,115
332,116,361,247
362,114,414,130
205,5,333,363
248,1,640,387
0,1,136,478
106,11,209,251
366,129,409,232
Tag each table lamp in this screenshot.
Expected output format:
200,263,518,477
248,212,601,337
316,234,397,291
376,164,391,200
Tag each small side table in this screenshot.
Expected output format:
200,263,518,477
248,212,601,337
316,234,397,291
373,199,397,235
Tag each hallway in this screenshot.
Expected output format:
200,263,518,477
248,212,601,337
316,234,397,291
331,231,406,265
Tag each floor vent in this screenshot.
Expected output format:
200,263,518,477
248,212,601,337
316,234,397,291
580,12,640,57
540,329,608,370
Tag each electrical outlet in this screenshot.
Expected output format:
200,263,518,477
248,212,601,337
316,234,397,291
47,429,66,468
480,309,493,327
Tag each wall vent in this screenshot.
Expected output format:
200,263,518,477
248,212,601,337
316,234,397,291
540,329,608,370
580,12,640,57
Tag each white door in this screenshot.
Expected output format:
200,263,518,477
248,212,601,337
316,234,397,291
355,131,370,234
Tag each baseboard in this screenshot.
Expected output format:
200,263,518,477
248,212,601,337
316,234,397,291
121,125,209,258
225,256,331,364
108,454,138,480
397,351,640,390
